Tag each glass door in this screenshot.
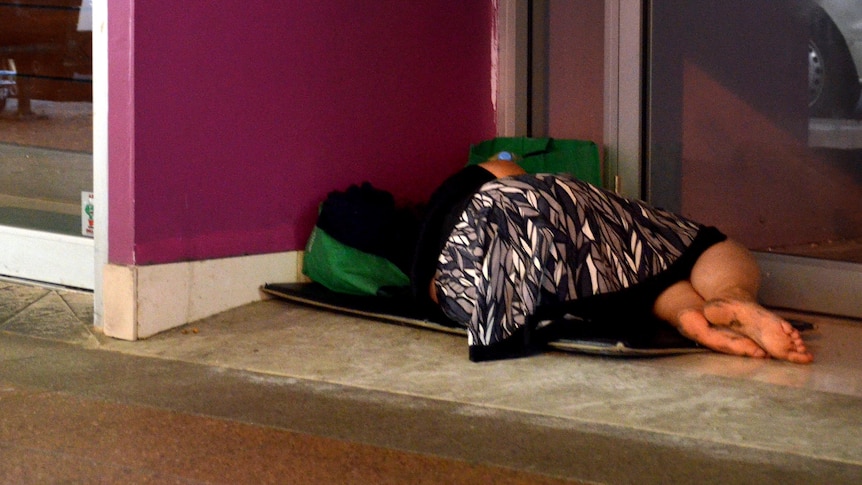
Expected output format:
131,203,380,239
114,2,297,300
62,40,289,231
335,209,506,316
0,0,94,289
646,0,862,317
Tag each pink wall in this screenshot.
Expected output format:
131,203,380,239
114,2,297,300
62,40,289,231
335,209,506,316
109,1,496,265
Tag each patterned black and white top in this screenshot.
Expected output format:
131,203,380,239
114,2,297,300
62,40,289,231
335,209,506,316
412,168,726,362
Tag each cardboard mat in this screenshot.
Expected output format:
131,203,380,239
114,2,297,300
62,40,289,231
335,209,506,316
262,282,714,357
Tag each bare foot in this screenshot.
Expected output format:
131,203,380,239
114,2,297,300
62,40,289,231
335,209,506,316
676,309,768,358
703,299,813,364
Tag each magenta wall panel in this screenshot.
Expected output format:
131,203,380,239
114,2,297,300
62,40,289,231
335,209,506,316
111,1,495,265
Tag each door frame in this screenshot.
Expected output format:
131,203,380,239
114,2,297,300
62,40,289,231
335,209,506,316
92,0,108,324
0,0,107,311
0,226,93,288
603,0,643,199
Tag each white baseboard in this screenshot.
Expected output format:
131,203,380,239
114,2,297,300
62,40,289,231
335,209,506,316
102,251,302,340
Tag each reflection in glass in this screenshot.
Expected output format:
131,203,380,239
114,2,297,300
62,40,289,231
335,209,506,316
808,0,862,119
648,0,862,264
0,0,92,237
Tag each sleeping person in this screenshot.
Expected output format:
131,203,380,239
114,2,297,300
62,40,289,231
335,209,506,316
410,159,813,364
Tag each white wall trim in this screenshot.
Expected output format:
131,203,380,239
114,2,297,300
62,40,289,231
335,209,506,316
103,251,303,340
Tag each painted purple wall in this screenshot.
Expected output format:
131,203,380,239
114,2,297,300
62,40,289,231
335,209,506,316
110,1,496,265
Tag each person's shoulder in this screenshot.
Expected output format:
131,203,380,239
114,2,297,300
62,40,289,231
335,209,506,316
477,160,527,178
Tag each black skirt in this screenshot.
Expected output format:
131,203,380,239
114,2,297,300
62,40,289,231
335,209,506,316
433,173,726,361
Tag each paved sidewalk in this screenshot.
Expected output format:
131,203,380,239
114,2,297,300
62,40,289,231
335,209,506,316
0,334,579,484
2,279,862,483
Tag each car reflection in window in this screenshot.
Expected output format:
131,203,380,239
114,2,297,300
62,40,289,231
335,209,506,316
809,0,862,118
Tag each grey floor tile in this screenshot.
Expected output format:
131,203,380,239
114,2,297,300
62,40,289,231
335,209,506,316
57,289,94,325
2,291,96,345
0,281,49,324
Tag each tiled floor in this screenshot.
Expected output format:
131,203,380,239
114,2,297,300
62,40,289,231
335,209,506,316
2,278,862,483
0,278,97,345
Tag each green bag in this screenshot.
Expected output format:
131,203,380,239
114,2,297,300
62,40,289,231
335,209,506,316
303,226,409,296
302,182,415,297
467,137,602,186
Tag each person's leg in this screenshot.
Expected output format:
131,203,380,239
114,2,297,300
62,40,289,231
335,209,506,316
653,280,768,358
688,238,761,303
656,239,812,363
